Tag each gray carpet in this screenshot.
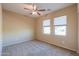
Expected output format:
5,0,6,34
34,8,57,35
2,40,78,56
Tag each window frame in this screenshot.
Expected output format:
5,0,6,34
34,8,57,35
42,19,51,35
54,16,67,36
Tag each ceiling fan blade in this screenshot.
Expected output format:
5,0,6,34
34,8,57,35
37,9,46,11
30,13,32,15
32,3,37,11
24,8,31,11
37,12,41,15
34,5,37,10
38,9,50,11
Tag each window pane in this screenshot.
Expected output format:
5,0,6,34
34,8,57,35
55,26,66,36
54,16,67,25
43,20,50,26
43,27,50,34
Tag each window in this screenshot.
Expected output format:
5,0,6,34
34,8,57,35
43,20,50,34
54,16,67,36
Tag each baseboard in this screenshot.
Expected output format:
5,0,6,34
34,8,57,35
0,41,2,56
3,39,33,47
36,39,76,52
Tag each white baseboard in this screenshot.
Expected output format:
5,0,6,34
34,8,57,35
3,38,32,47
0,41,2,56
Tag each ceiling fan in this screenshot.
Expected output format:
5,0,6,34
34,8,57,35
24,3,50,15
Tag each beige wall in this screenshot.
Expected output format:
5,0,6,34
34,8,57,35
3,10,35,46
77,4,79,53
36,4,77,51
2,4,78,52
0,4,2,55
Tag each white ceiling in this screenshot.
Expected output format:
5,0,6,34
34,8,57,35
2,3,74,18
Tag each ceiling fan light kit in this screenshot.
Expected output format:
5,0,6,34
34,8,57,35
32,11,37,15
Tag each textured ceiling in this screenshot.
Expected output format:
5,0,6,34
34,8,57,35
2,3,74,18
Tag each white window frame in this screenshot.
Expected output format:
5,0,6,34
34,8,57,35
43,19,51,34
54,16,67,36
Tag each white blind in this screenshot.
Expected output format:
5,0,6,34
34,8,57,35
43,19,50,26
54,16,67,25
